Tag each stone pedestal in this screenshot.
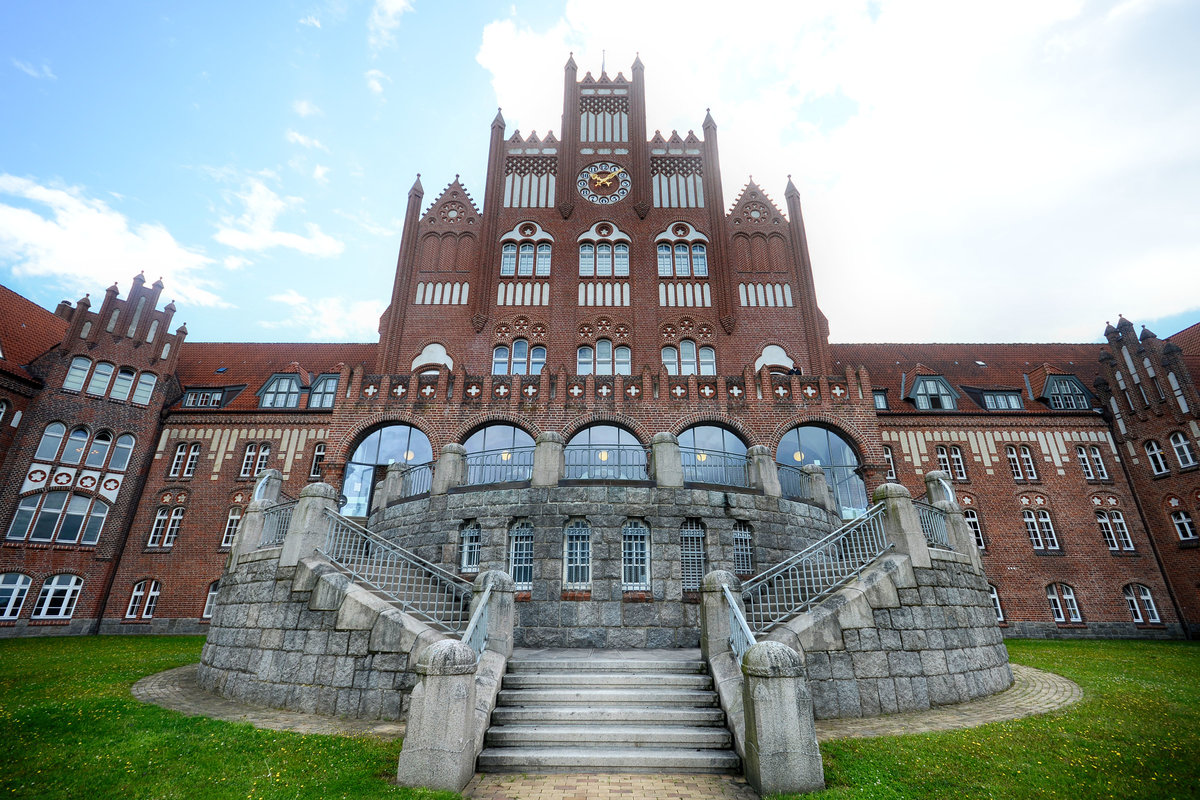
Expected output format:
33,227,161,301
531,432,565,488
801,465,836,513
742,641,825,795
230,499,270,567
279,482,338,568
395,639,480,792
872,482,931,568
431,443,466,496
699,570,741,661
650,432,684,488
472,570,516,657
747,446,782,498
252,468,283,502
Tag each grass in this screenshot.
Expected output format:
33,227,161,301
0,636,1197,799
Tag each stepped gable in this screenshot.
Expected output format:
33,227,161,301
420,177,481,225
171,341,376,412
831,341,1107,414
0,284,69,382
727,179,786,225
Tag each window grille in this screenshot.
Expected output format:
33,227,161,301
621,521,650,591
733,522,753,574
508,522,534,590
563,520,591,590
680,520,706,591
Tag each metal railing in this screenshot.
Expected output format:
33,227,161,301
723,583,757,665
464,447,535,486
914,501,951,549
563,445,648,480
259,501,297,547
320,509,473,633
777,464,817,503
682,449,749,487
396,463,433,498
461,583,492,663
741,503,890,633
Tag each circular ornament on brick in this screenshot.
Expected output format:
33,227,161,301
661,324,678,341
522,384,539,399
566,382,586,399
392,383,407,397
493,384,511,398
596,317,612,333
1091,496,1103,506
578,324,594,339
176,492,188,504
959,494,974,505
1167,495,1182,508
829,383,848,399
362,384,379,398
1106,496,1118,506
678,318,695,334
728,384,746,400
161,492,173,504
625,384,641,399
672,223,689,237
519,223,536,237
699,384,716,398
465,382,483,399
102,478,119,491
670,383,688,399
530,323,547,339
614,324,630,340
233,492,246,504
597,223,613,237
773,383,790,399
495,324,512,339
27,469,47,483
697,324,714,340
513,316,530,333
78,475,97,489
439,201,467,224
743,202,769,223
54,472,72,485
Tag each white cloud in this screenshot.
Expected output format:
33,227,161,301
476,0,1200,342
214,177,343,257
0,174,224,306
312,164,330,185
333,208,400,237
262,289,384,340
368,0,413,50
299,14,321,27
365,69,390,96
285,129,330,152
292,99,322,117
12,59,55,80
223,255,250,270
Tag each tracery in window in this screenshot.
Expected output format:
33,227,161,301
577,339,630,376
492,339,546,375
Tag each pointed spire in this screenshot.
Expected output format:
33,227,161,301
77,293,91,309
1140,325,1157,341
491,107,505,129
565,52,577,70
164,300,176,313
1117,314,1134,330
785,174,800,198
703,108,716,129
409,173,423,197
106,282,119,296
1104,320,1118,336
132,271,146,285
632,52,644,70
152,277,164,290
176,323,188,336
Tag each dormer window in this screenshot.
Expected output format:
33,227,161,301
259,375,301,409
911,377,958,410
183,390,223,408
308,375,338,409
983,391,1023,410
1044,376,1091,410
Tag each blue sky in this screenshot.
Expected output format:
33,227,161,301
2,0,1198,345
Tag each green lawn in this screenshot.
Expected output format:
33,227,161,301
0,636,1197,799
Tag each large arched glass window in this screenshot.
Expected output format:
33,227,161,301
776,425,868,518
462,425,536,485
678,425,748,487
564,425,646,480
342,424,434,517
35,423,66,461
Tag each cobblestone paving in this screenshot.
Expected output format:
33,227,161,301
134,662,1080,799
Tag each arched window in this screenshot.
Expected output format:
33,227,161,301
678,425,749,487
776,425,868,518
733,521,753,575
578,225,629,278
131,373,157,405
661,340,715,376
680,519,706,591
507,521,534,591
309,443,326,479
63,357,91,391
949,446,967,480
1023,509,1059,550
1123,584,1160,624
169,443,188,477
459,521,481,573
85,362,115,396
203,581,220,619
148,507,184,548
1172,510,1196,540
255,444,272,475
126,579,162,619
1046,583,1081,622
500,224,552,278
463,425,535,485
621,521,651,591
6,492,108,545
1020,446,1038,479
61,427,89,464
110,434,135,472
1144,441,1168,475
85,431,113,468
964,509,984,549
35,422,66,461
1170,432,1197,468
563,519,591,590
564,425,646,480
577,340,630,376
342,424,434,517
240,444,258,478
1096,511,1133,551
936,445,951,475
221,507,243,548
1076,445,1095,480
493,340,546,375
0,573,32,619
33,574,83,619
500,243,517,276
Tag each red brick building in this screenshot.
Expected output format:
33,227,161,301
1,58,1197,638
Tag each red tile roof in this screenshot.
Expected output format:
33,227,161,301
0,285,68,382
830,342,1107,414
1168,320,1200,380
173,341,377,411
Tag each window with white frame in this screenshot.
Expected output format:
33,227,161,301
169,444,188,477
1172,510,1196,540
260,375,301,408
883,445,897,480
125,579,161,619
656,241,708,278
579,242,630,278
912,377,957,410
182,389,223,408
203,581,220,619
577,340,630,376
1170,432,1197,468
6,491,109,545
1076,446,1094,480
308,375,339,409
33,574,83,619
221,507,242,548
240,443,258,478
988,584,1004,622
680,519,706,591
1045,376,1090,410
1096,510,1134,551
563,520,591,590
63,357,91,391
733,521,753,575
500,227,552,278
86,362,115,396
949,446,967,480
1144,441,1168,475
459,521,481,574
1047,583,1081,622
936,445,952,475
309,443,325,480
0,573,32,619
508,521,534,591
964,509,985,549
148,507,184,548
1123,584,1160,624
493,339,546,375
661,339,715,376
1088,446,1109,480
255,443,271,475
131,373,157,405
1006,446,1023,480
1023,509,1059,550
1020,445,1039,480
983,391,1022,410
873,390,889,410
622,520,651,591
0,399,6,424
183,443,201,477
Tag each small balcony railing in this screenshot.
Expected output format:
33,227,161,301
563,445,648,481
396,463,433,498
914,500,951,549
258,501,297,548
464,447,535,486
777,464,817,503
681,448,749,488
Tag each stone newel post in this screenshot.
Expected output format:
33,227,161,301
472,570,516,657
699,570,741,661
229,469,283,567
741,640,825,795
531,432,565,488
801,465,837,514
872,482,931,568
279,482,338,568
253,468,283,502
431,443,467,496
925,470,983,569
746,446,782,497
395,639,479,792
650,432,684,488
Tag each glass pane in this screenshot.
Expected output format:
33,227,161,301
579,244,594,277
35,424,66,461
657,244,673,276
351,430,381,464
518,243,534,276
82,502,108,545
500,243,517,276
596,340,612,375
131,374,156,404
662,347,678,376
597,244,612,277
86,363,114,396
674,243,690,277
577,346,593,375
62,429,89,464
341,463,375,517
680,340,697,375
110,369,135,401
536,243,551,276
512,340,528,375
492,346,509,375
85,432,112,468
614,346,630,376
691,244,708,276
30,493,67,541
530,347,546,375
614,244,629,276
57,495,91,543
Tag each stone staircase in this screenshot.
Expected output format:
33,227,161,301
477,648,739,774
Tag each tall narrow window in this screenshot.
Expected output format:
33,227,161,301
964,509,984,549
1170,432,1197,468
614,243,630,276
949,446,967,480
1136,585,1160,623
62,357,91,391
111,367,136,398
1145,441,1168,475
240,444,258,478
535,243,552,276
1172,510,1196,540
500,243,517,276
6,497,39,541
169,443,188,478
657,243,673,276
577,346,593,376
61,428,88,464
85,431,112,468
507,521,534,591
883,446,897,480
126,579,161,619
1046,583,1081,622
1076,445,1095,480
595,339,613,376
621,521,651,591
86,362,115,396
131,373,157,405
1020,446,1038,480
680,520,706,591
221,507,242,548
29,492,67,542
989,585,1004,622
1006,446,1023,480
596,243,613,277
517,243,535,276
936,446,952,475
674,243,690,277
255,444,271,475
310,443,326,479
511,340,529,376
613,346,629,376
0,573,32,619
492,345,510,375
1089,446,1109,480
1096,511,1118,550
110,434,135,471
148,508,170,547
1023,509,1044,549
579,243,595,277
733,521,753,575
459,522,481,574
1037,510,1059,549
33,574,82,619
203,581,220,619
163,508,184,547
563,520,591,590
691,244,708,276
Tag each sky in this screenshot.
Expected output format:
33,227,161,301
1,0,1198,346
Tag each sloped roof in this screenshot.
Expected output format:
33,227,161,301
1168,320,1200,380
830,342,1107,414
173,341,376,411
0,285,68,383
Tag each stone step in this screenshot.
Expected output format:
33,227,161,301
476,744,740,774
501,671,713,690
496,687,719,707
485,723,732,748
489,705,728,726
507,658,708,675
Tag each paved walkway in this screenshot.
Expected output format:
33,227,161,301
134,663,1080,799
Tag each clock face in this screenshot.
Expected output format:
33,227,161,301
577,161,631,205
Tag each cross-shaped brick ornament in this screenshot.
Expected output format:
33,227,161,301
363,384,378,397
672,384,687,398
494,384,509,397
728,385,743,398
831,385,846,398
393,384,406,397
523,384,538,398
421,385,435,398
626,385,641,398
466,384,481,397
568,384,584,397
598,385,612,397
700,385,714,398
803,385,817,397
774,385,789,398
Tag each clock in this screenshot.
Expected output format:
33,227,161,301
577,161,631,205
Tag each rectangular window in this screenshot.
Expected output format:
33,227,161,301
535,243,552,277
657,244,673,277
508,523,534,591
680,520,706,591
621,522,650,591
614,243,630,277
459,523,481,573
733,522,753,575
221,508,242,548
873,390,888,410
500,243,517,276
563,521,591,590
